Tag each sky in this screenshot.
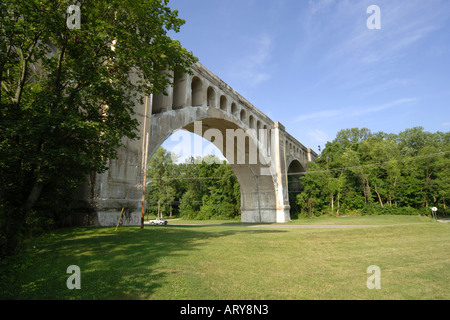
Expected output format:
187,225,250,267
161,0,450,159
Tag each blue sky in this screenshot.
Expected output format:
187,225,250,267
162,0,450,158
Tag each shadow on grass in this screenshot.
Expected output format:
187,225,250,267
0,226,285,300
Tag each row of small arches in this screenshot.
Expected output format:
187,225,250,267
152,73,309,159
286,139,307,159
195,76,273,133
152,74,271,132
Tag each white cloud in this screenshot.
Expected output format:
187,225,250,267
294,0,450,91
351,98,418,116
323,1,446,63
232,33,275,87
359,78,418,96
295,109,342,122
248,34,273,66
307,129,330,145
295,98,417,123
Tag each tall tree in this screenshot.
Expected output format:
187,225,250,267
199,158,240,219
178,156,204,218
297,162,327,216
146,147,178,218
0,0,197,256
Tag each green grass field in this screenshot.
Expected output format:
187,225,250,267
1,215,449,300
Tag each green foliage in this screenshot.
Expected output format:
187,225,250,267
0,0,197,256
146,147,178,217
179,189,200,219
145,148,240,220
296,127,450,217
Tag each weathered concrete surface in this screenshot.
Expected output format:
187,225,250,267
86,62,317,225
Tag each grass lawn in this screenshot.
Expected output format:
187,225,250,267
1,215,449,300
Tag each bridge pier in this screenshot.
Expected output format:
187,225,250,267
238,122,292,223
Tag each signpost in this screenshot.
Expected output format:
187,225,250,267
141,95,151,229
431,207,438,221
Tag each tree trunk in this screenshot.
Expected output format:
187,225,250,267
364,183,370,203
24,180,45,211
330,193,334,213
337,191,341,216
375,188,384,207
443,197,447,215
157,200,160,218
361,174,371,203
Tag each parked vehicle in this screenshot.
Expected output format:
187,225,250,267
150,218,168,225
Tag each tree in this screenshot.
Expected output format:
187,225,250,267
144,150,241,220
435,146,450,214
0,0,197,256
178,156,204,218
333,128,373,151
199,160,240,219
146,147,178,218
358,138,401,207
398,127,434,156
297,162,327,216
297,127,449,217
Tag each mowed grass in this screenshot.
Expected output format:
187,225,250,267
1,215,449,300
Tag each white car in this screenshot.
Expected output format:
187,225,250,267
150,218,168,225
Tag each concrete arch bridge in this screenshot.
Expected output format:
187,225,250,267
83,63,317,225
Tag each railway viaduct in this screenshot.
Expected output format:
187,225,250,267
80,62,317,225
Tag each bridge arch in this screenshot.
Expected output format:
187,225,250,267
173,72,187,110
231,103,238,117
191,76,203,106
240,109,246,123
220,95,227,111
287,159,305,216
149,106,279,223
207,86,216,108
